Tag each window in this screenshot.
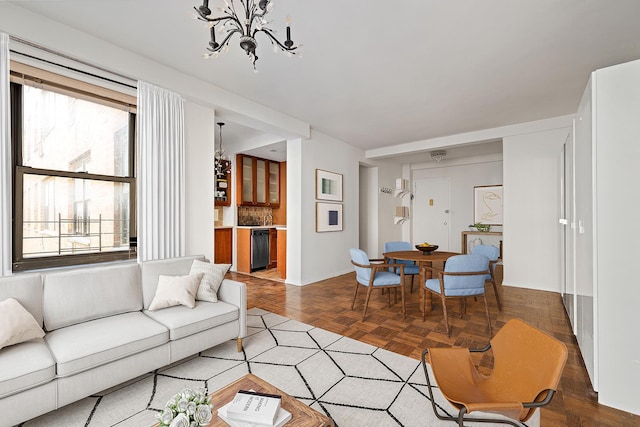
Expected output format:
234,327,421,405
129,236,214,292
11,62,137,271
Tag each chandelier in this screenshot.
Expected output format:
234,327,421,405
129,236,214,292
215,122,231,177
193,0,301,69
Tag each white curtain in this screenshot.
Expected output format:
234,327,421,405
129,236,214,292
137,81,186,261
0,33,11,276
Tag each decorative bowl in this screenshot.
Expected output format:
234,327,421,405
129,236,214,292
415,244,439,254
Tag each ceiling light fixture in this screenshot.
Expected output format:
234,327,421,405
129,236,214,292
430,150,447,162
215,122,231,177
193,0,302,70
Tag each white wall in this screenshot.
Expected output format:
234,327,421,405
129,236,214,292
503,127,570,292
285,138,303,284
375,163,403,257
184,102,214,260
410,155,503,253
591,59,640,414
358,166,378,256
295,130,363,285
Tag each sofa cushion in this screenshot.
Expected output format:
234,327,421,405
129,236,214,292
0,274,43,326
141,255,205,309
148,273,202,311
190,259,231,303
45,312,169,377
43,263,142,331
143,301,239,341
0,338,56,399
0,298,45,350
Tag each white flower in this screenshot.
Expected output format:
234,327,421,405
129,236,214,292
186,401,197,416
169,412,190,427
193,404,213,425
177,397,189,412
165,396,178,408
157,408,174,425
158,387,212,426
182,388,196,400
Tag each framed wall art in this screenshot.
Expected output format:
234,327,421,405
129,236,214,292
316,202,343,232
474,185,503,225
316,169,343,201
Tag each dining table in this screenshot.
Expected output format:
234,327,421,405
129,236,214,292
382,250,460,317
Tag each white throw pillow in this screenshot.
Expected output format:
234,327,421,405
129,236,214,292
190,259,231,303
0,298,45,350
148,274,203,311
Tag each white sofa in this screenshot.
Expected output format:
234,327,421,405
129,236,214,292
0,255,247,426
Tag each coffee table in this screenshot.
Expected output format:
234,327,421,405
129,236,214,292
154,373,334,427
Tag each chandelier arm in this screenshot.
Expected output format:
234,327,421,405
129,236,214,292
202,7,242,29
207,28,243,52
257,28,297,52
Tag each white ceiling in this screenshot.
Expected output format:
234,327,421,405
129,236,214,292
9,0,640,159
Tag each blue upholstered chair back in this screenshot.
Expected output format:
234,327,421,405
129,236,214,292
384,241,411,253
471,245,499,261
471,245,499,281
350,248,372,283
440,255,489,296
383,241,419,275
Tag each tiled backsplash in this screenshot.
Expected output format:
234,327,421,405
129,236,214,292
238,206,273,226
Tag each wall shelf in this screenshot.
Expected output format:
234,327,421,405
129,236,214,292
394,216,408,225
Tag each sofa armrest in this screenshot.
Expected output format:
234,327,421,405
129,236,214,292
217,279,247,339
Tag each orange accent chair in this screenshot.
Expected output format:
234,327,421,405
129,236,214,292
421,318,568,426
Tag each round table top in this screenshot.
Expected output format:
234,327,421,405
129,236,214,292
383,250,460,263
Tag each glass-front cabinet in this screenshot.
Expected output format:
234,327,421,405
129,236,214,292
268,162,280,205
236,154,280,207
241,156,253,205
256,159,266,205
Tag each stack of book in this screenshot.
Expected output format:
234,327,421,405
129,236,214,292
218,389,292,427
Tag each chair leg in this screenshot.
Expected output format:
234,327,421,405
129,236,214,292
441,294,450,336
421,287,426,321
410,275,415,293
490,279,503,311
483,294,492,336
351,282,360,310
400,284,406,319
362,286,374,321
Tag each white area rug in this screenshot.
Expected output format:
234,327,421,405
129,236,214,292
20,308,539,427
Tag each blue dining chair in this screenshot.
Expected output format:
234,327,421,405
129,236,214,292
350,248,406,321
471,244,502,310
383,241,420,292
422,254,491,337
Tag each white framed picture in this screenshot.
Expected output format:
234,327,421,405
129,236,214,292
316,169,343,201
474,185,503,225
316,202,343,232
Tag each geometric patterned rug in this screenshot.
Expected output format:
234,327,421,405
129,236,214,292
20,308,539,427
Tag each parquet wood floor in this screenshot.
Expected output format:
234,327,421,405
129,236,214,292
226,268,640,427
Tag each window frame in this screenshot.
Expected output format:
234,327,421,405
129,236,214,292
10,64,137,271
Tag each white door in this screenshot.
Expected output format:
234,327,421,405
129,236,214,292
413,179,450,251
